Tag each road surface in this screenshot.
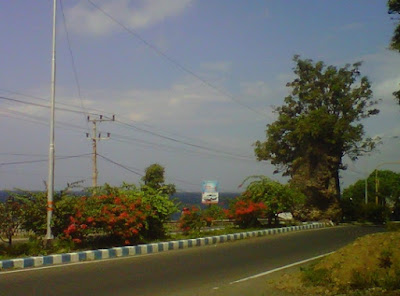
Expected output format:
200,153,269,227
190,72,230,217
0,225,384,296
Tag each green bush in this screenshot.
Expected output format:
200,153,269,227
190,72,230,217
360,203,390,224
300,263,331,287
202,205,226,226
178,206,204,235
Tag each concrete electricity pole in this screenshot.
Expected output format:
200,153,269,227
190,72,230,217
87,115,115,188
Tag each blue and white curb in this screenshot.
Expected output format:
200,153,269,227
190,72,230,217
0,222,332,271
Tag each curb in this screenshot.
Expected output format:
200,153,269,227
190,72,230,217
0,222,333,271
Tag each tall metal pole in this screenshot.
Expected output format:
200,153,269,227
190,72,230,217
46,0,57,241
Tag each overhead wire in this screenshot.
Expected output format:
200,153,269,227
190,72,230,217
114,119,254,161
97,153,199,188
59,0,90,130
1,94,256,161
86,0,267,117
0,154,92,167
97,153,143,177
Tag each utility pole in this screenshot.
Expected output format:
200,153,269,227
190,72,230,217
87,115,115,188
45,0,57,241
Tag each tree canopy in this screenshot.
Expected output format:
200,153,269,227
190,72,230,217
254,56,379,219
388,0,400,104
141,163,176,195
388,0,400,52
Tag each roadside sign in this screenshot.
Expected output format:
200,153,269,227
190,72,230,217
201,180,219,204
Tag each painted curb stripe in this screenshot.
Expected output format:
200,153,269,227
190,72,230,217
0,222,330,271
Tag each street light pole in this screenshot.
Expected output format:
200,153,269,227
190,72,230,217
45,0,57,241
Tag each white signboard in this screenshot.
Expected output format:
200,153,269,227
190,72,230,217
201,180,219,204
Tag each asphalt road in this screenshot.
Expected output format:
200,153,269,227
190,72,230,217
0,225,384,296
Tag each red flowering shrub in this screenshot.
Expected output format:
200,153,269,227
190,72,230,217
229,198,267,228
202,205,227,227
178,206,204,235
63,194,148,245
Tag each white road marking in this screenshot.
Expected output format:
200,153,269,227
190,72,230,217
229,252,335,284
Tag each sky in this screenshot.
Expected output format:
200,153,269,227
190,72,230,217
0,0,399,193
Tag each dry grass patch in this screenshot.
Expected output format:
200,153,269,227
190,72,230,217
273,231,400,295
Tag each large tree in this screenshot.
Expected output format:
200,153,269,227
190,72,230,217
254,56,379,220
388,0,400,104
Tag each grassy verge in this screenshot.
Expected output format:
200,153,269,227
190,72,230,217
272,225,400,296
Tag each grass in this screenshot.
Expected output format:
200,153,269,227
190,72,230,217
272,226,400,296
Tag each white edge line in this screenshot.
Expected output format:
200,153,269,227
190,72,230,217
229,251,335,284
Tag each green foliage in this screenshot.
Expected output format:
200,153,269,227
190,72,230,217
142,163,165,189
388,0,400,52
388,0,400,104
300,263,331,287
18,190,79,237
141,164,176,195
202,205,226,226
178,206,204,235
342,170,400,222
0,197,25,246
254,56,379,213
360,203,390,224
239,176,305,224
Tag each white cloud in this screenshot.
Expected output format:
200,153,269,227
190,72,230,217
66,0,194,36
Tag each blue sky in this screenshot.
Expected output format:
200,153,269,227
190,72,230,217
0,0,399,192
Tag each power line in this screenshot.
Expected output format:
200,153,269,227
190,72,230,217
97,153,199,187
0,95,96,116
1,91,255,161
97,153,143,176
0,154,91,167
60,0,90,129
86,0,267,117
114,119,254,160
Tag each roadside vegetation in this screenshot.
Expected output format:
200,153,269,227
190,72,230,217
272,222,400,296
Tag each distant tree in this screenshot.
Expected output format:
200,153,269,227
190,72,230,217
141,163,176,195
142,163,165,189
254,56,380,220
341,170,400,221
388,0,400,104
0,197,25,246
